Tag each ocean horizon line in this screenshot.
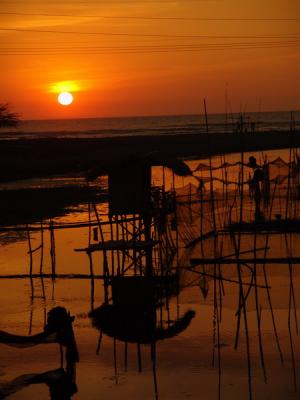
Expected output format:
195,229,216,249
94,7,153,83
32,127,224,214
20,108,300,123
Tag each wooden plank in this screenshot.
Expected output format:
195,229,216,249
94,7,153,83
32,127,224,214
190,257,300,265
0,274,107,279
75,239,159,253
0,216,140,232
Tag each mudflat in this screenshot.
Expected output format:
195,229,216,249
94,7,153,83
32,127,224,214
1,130,299,182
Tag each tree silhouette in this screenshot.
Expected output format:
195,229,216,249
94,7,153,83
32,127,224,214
0,104,19,127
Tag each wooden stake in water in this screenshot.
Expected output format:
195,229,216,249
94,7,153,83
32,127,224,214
49,220,56,280
26,224,33,277
203,98,217,232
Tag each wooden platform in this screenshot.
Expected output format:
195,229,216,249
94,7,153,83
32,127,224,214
190,257,300,265
75,239,159,253
225,219,300,233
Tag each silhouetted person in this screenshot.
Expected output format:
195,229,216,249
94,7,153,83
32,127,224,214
248,156,264,221
197,178,205,194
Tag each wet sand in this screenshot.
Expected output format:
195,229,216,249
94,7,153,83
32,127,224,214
1,130,300,182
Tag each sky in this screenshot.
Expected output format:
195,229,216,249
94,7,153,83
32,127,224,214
0,0,299,119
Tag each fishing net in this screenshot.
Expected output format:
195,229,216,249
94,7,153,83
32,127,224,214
172,155,300,248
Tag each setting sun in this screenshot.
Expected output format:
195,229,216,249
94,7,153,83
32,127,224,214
58,92,73,106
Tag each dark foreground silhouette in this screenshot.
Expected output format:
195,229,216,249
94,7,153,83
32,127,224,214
0,307,79,399
0,361,77,400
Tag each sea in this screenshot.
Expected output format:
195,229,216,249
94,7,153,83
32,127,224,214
0,110,299,140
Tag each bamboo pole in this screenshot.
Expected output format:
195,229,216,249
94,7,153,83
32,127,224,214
204,98,217,232
26,224,33,277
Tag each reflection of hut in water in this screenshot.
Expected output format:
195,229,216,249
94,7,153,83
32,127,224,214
89,275,194,344
89,275,195,399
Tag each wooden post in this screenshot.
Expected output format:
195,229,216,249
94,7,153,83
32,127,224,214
49,220,56,280
26,224,33,277
204,99,217,232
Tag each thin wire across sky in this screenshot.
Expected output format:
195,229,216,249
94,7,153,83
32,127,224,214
1,12,299,21
1,9,299,55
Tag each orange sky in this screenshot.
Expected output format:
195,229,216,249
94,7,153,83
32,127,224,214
0,0,299,119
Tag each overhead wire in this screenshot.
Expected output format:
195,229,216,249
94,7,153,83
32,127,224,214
1,12,300,21
1,27,299,39
2,13,299,56
1,42,299,56
2,40,300,51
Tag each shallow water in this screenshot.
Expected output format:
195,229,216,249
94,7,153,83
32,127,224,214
0,260,299,399
0,111,299,140
0,150,299,399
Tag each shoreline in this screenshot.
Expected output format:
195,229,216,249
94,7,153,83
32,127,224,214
5,108,300,123
1,130,299,182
